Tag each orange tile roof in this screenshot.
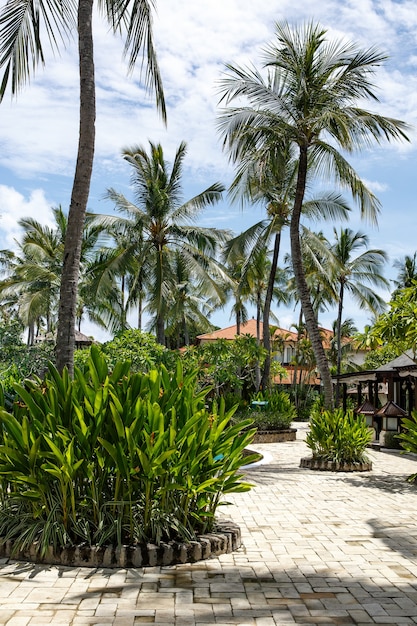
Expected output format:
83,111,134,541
196,318,332,347
196,318,261,341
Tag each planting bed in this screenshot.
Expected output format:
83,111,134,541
252,428,297,443
300,457,372,472
0,520,241,568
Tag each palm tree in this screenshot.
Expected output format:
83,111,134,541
392,253,417,293
0,207,109,343
328,317,358,374
0,0,166,375
221,141,350,389
164,251,217,348
330,227,388,404
218,21,409,407
101,141,229,345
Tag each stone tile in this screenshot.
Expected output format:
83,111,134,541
2,428,417,624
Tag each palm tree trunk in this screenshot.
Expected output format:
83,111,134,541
121,274,127,330
183,316,189,346
56,0,95,375
260,232,281,390
292,307,303,386
335,282,344,406
138,291,143,329
255,290,262,390
290,146,334,409
156,314,165,345
27,323,35,346
236,300,242,336
156,247,165,345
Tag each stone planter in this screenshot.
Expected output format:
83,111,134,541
252,428,297,443
300,456,372,472
0,520,241,568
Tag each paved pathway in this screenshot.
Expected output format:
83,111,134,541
2,423,417,625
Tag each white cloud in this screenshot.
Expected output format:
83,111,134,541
0,186,55,250
1,0,416,337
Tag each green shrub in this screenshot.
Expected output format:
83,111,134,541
0,346,258,555
288,384,319,421
382,431,402,450
397,411,417,482
306,408,372,464
233,390,296,431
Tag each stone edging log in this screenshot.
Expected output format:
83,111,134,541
300,457,372,472
0,520,241,568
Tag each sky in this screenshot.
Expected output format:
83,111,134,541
0,0,416,342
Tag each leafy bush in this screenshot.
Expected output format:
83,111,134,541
181,336,285,399
306,408,372,464
0,346,258,555
288,384,319,421
74,329,176,373
0,342,56,386
397,411,417,482
382,431,402,450
233,390,296,431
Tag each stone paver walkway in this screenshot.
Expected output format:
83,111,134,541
2,423,417,625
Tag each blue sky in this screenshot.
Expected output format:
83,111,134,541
0,0,416,341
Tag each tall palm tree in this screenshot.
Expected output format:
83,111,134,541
221,141,350,389
218,21,409,407
330,227,388,404
101,141,229,345
0,0,165,375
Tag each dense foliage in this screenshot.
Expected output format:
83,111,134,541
0,314,56,403
181,335,286,398
0,347,258,555
306,409,372,464
74,330,174,372
397,411,417,482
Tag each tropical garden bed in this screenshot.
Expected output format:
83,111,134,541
300,408,373,472
0,348,260,566
233,390,298,443
0,519,241,568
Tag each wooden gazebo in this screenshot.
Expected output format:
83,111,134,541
334,351,417,442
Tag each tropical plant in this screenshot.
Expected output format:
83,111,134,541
0,0,166,375
217,21,409,408
392,252,417,293
99,141,228,345
249,389,296,430
365,283,417,356
306,409,372,464
0,207,111,344
0,346,258,555
329,228,388,404
327,318,359,375
74,329,174,373
288,383,320,422
220,122,349,391
181,335,286,400
164,250,217,348
397,411,417,482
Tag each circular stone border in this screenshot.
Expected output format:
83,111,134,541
0,520,241,568
252,428,297,443
300,456,372,472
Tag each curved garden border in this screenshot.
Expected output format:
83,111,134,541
0,520,241,568
300,457,372,472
